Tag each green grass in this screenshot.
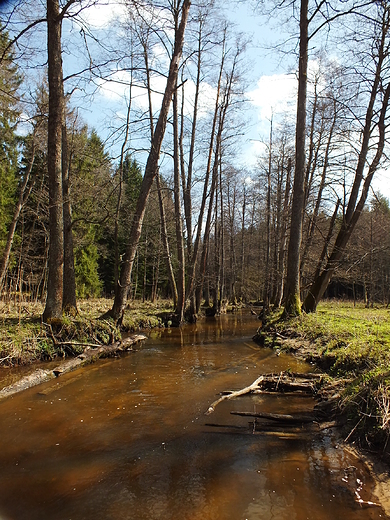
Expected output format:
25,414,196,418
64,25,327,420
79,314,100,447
257,300,390,451
281,301,390,374
0,298,174,366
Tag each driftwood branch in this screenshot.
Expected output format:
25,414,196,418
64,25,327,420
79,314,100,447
0,334,147,401
205,375,264,414
205,371,323,415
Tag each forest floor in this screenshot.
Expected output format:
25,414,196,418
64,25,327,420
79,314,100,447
0,298,173,367
254,300,390,459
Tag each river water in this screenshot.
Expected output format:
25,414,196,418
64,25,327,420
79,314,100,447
0,311,387,519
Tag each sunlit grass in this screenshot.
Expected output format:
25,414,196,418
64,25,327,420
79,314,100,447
264,300,390,449
0,298,174,366
285,301,390,374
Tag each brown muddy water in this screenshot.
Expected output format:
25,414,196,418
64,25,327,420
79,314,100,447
0,311,387,520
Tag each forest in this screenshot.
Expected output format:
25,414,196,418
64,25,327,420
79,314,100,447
0,0,390,323
3,3,390,513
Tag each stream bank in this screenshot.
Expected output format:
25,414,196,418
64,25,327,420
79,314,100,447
0,299,172,367
0,310,387,520
1,300,390,517
253,302,390,469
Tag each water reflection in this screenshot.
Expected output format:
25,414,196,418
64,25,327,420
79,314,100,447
0,312,386,519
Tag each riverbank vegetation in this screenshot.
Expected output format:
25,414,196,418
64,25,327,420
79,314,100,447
0,298,172,366
254,301,390,455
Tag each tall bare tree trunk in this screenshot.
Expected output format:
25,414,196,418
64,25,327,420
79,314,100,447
218,159,225,309
181,16,204,262
186,27,226,312
264,117,273,309
173,81,185,321
62,121,77,315
240,183,246,295
195,56,237,313
283,0,308,317
227,179,237,301
143,34,178,307
114,86,132,300
195,132,220,313
274,157,292,308
300,101,337,276
156,173,178,307
43,0,64,321
109,0,191,321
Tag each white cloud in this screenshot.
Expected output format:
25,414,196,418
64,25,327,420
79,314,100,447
97,68,218,122
79,0,126,28
248,73,297,121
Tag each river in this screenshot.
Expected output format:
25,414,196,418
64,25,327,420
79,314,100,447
0,310,387,519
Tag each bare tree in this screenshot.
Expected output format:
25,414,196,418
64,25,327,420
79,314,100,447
109,0,191,321
283,0,368,316
43,0,65,321
303,1,390,311
283,0,309,316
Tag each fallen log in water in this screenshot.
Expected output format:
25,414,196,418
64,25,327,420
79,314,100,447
52,334,147,375
0,334,147,401
205,425,313,439
205,371,323,415
230,410,318,423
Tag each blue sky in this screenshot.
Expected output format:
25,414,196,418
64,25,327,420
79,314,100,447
59,0,390,202
74,1,298,161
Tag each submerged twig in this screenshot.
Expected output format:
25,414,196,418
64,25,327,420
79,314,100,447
230,410,317,423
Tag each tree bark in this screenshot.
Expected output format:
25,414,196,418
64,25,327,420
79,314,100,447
173,82,185,321
143,31,178,308
264,117,273,308
109,0,191,321
62,121,77,315
43,0,64,321
156,173,178,307
181,17,203,262
283,0,308,316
